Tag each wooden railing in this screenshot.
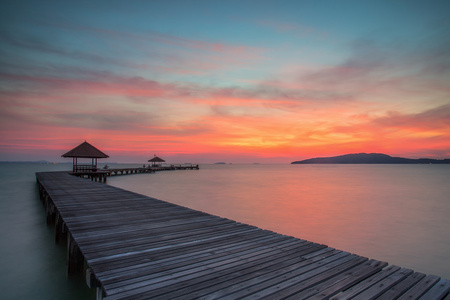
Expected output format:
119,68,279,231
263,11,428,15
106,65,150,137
74,165,97,172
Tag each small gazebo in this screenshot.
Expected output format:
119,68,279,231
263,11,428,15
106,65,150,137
148,155,165,167
62,141,109,172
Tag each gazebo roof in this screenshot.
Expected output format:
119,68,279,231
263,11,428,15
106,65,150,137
148,156,165,163
61,141,109,158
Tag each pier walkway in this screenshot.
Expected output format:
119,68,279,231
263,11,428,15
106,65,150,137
69,164,200,183
36,171,449,299
107,164,200,175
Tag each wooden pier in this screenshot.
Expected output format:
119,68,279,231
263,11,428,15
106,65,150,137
107,164,200,175
36,171,449,299
70,164,200,183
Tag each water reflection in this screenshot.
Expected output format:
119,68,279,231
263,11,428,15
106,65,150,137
109,164,450,279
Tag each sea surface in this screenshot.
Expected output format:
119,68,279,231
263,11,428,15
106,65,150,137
0,162,449,299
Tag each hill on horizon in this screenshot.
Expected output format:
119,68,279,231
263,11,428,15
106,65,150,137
291,153,450,164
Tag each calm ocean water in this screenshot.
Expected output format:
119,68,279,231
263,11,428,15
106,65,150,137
0,162,449,298
108,164,450,280
0,162,95,299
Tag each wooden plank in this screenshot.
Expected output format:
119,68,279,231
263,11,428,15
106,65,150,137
376,272,426,300
257,256,369,299
418,278,450,299
444,291,450,300
350,267,414,300
292,259,388,300
397,275,442,300
331,265,401,299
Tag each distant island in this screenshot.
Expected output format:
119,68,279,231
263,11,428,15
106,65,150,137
291,153,450,164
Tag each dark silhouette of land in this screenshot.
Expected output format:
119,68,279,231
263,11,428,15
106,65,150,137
291,153,450,164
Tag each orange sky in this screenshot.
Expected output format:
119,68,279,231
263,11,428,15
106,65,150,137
1,1,449,163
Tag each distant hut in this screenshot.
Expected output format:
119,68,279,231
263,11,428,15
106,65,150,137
62,141,109,172
148,155,165,167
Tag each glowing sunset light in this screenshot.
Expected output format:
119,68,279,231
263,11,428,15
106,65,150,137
1,1,449,163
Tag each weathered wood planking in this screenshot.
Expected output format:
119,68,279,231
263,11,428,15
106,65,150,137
36,171,450,300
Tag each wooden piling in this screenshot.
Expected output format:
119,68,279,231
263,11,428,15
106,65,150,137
67,234,84,274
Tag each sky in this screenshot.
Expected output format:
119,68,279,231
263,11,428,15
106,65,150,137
1,0,449,163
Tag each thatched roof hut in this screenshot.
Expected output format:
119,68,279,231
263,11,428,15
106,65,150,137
148,155,165,166
62,141,109,172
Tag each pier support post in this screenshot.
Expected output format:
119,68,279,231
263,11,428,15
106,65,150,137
43,194,56,225
87,268,105,299
96,287,105,300
86,268,100,289
38,182,45,199
55,213,67,244
67,234,84,274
